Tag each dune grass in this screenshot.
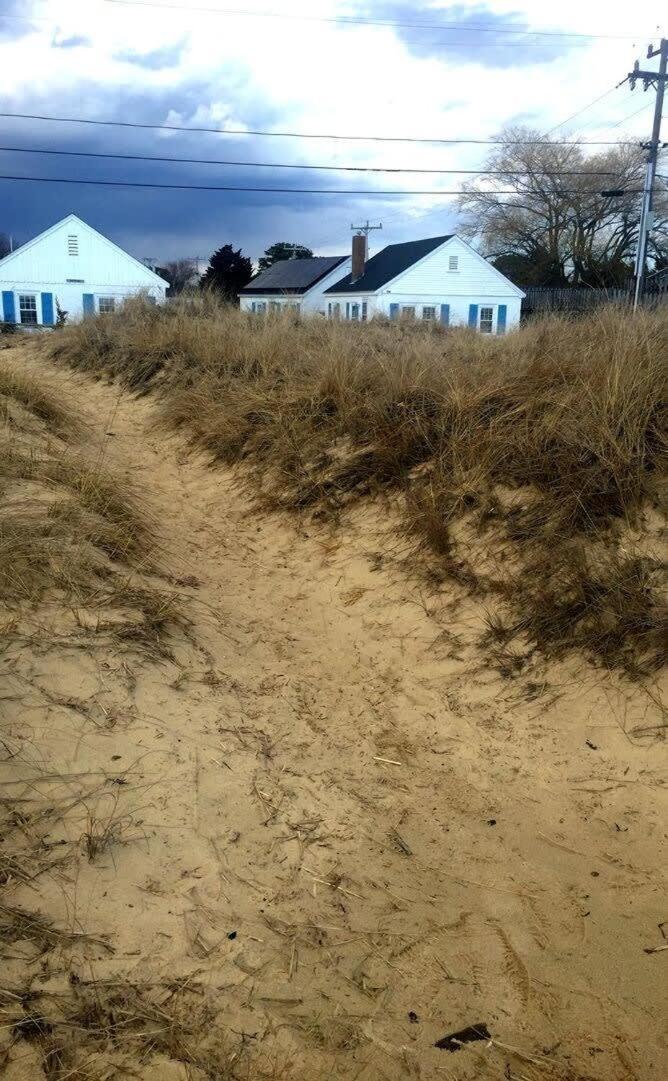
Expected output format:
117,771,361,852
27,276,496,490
51,297,667,675
0,356,180,652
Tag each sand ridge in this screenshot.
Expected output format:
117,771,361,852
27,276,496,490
1,346,666,1080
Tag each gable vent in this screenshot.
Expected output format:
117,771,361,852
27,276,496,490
67,234,79,256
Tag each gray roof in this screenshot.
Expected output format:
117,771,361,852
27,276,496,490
325,235,453,295
240,255,347,295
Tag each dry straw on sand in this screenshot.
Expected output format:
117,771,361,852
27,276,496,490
51,298,667,676
0,357,182,654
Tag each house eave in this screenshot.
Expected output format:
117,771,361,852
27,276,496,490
240,287,308,296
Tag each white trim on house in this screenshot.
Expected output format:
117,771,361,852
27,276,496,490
324,235,524,330
239,256,352,315
385,236,524,299
0,215,168,325
0,214,167,289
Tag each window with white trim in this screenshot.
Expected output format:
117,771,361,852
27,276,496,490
19,294,38,325
361,301,368,321
268,300,281,311
448,255,459,271
98,297,116,314
479,306,494,334
351,302,360,320
251,301,267,313
67,235,79,256
422,306,436,321
401,306,416,319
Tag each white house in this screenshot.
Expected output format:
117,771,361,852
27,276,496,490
239,255,351,314
324,234,524,332
0,214,167,327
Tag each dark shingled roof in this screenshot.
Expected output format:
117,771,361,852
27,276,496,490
240,255,347,295
324,235,453,295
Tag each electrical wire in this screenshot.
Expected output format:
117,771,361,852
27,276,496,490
100,1,651,41
0,174,642,195
541,81,628,137
0,145,621,176
0,112,644,146
609,98,657,127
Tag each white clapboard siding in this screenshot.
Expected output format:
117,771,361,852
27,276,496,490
0,215,167,324
239,257,352,315
387,237,523,300
323,235,524,330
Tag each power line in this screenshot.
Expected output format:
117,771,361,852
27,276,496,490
1,0,650,41
609,98,657,127
0,145,621,176
100,1,650,41
0,112,644,146
0,8,627,48
0,174,643,195
541,81,627,136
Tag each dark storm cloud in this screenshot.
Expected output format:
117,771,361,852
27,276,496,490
115,40,187,71
0,4,461,263
0,74,440,264
355,2,575,68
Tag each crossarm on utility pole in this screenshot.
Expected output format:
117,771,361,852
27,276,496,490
629,38,668,309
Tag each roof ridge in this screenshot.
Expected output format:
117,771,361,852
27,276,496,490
324,234,453,295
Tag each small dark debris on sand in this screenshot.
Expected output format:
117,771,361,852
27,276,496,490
435,1022,491,1052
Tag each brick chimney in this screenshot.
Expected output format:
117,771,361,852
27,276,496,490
351,233,367,282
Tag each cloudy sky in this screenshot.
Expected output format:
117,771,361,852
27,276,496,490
0,0,664,265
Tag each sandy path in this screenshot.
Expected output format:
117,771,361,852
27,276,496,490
3,350,667,1080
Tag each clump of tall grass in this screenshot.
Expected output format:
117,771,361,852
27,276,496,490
0,357,179,652
51,298,667,674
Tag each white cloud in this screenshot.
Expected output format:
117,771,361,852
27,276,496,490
0,0,663,256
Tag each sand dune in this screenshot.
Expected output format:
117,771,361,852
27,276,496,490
1,344,666,1080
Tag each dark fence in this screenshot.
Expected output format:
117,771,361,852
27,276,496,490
522,280,667,318
522,286,629,315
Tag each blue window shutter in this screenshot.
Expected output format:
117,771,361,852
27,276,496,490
497,304,507,334
468,303,478,328
440,303,450,326
41,292,54,325
82,293,95,316
389,303,399,320
2,291,16,323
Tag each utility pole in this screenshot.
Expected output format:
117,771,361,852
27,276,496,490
350,220,383,250
628,38,668,310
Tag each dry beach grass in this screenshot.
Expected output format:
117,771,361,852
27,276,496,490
0,309,665,1080
52,298,667,675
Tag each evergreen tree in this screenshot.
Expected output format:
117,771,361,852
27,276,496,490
200,245,253,301
258,242,313,272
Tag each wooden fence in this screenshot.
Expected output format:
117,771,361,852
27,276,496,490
522,280,667,317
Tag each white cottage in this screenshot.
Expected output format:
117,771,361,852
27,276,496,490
324,234,524,332
239,255,351,314
0,214,167,327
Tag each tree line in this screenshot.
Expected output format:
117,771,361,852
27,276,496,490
171,130,666,297
457,126,667,288
3,131,665,293
159,241,315,299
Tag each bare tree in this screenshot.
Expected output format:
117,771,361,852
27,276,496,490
457,127,668,287
157,258,199,295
